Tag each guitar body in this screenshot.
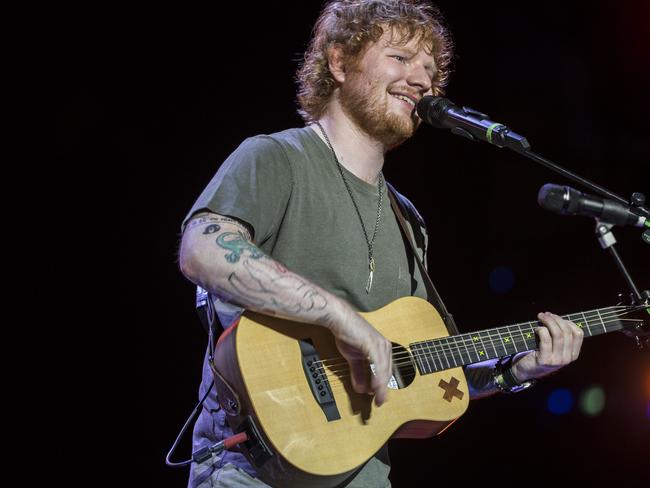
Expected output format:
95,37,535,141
212,297,469,488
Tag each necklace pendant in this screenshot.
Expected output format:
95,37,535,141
366,256,376,293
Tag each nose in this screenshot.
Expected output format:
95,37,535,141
407,64,432,94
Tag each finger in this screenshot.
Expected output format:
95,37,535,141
566,319,584,361
574,321,584,360
372,378,387,406
538,312,566,362
558,316,577,364
369,365,386,406
534,320,553,365
348,358,370,394
370,340,392,407
546,313,575,363
553,314,580,364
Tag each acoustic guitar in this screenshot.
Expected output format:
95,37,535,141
211,296,648,488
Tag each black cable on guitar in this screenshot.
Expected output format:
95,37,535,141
165,293,221,467
165,380,215,467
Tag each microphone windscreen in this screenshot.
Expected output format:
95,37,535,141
537,184,568,213
538,184,633,224
417,96,453,128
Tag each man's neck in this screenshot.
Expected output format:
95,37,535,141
314,105,385,186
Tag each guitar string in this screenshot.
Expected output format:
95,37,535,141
306,308,639,380
311,306,630,373
317,320,645,393
316,312,641,379
318,317,645,387
311,306,634,373
317,316,646,395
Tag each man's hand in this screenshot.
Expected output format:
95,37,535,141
332,307,393,407
511,312,585,382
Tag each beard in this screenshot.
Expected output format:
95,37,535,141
338,71,420,149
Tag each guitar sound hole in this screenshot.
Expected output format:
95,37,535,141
391,343,416,389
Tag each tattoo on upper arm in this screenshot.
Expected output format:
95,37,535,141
185,215,220,229
217,232,264,263
187,215,328,320
203,224,221,235
186,214,252,240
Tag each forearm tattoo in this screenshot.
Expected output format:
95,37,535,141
226,256,328,316
190,215,329,319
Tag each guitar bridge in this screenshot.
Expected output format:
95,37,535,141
299,339,341,422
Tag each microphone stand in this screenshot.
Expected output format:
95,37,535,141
444,118,649,307
595,220,646,304
507,146,648,305
499,136,649,348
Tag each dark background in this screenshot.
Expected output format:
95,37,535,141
12,1,648,486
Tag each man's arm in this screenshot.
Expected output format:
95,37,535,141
464,360,501,399
464,312,585,400
179,211,393,406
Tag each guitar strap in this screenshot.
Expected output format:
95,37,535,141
386,182,460,336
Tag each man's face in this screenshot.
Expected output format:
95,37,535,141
338,28,436,149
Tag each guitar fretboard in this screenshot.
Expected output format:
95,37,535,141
410,306,635,375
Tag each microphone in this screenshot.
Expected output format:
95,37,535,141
417,96,530,151
537,183,647,228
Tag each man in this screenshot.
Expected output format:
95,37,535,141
178,1,584,486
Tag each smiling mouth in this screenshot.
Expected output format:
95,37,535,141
390,93,417,109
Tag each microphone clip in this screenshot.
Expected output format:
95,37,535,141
449,106,492,143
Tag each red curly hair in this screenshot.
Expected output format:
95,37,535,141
296,0,454,122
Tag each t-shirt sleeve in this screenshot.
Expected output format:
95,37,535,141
180,135,293,245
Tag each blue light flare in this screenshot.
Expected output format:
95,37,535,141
488,266,515,294
547,388,574,415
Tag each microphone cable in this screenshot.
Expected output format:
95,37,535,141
165,380,215,468
166,293,229,468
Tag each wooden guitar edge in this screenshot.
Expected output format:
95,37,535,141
392,417,461,439
212,323,359,488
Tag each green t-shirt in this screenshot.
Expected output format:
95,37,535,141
183,125,428,312
182,125,429,487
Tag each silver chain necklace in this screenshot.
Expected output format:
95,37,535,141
314,121,384,293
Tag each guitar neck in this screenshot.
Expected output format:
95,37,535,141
411,306,631,374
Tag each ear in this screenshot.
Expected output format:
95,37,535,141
327,44,346,83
